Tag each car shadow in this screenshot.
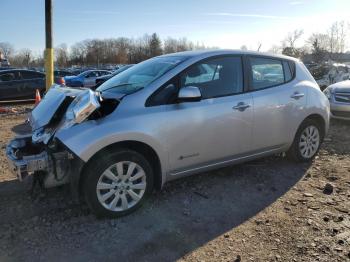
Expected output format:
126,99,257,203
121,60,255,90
0,156,311,261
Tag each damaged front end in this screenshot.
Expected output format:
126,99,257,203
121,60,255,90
6,136,77,188
6,85,121,190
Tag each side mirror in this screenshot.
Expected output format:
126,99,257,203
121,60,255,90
177,86,202,102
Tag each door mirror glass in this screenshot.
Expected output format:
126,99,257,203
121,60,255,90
178,86,202,102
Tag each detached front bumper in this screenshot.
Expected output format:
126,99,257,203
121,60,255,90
5,136,75,188
6,137,49,181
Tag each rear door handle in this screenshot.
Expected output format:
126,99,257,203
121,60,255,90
291,92,304,99
233,102,250,112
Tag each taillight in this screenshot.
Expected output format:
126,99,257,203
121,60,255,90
58,77,65,85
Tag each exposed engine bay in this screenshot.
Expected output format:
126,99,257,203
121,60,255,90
6,85,123,189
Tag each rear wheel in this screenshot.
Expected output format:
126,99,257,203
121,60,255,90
83,149,154,218
287,119,323,162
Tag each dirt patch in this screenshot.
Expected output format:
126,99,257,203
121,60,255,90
0,111,349,262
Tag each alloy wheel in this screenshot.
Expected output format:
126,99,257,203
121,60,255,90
298,125,320,159
96,161,146,212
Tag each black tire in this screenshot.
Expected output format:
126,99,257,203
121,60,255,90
286,119,324,162
83,149,154,218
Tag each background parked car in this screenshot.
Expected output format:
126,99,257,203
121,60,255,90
94,64,134,88
323,80,350,120
64,70,111,88
0,69,63,101
54,70,76,78
307,62,350,90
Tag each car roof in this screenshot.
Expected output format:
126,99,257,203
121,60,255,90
159,49,299,62
85,69,110,72
0,69,44,74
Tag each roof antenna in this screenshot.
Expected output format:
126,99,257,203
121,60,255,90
257,43,262,52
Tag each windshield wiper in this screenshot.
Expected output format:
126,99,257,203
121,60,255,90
99,81,148,93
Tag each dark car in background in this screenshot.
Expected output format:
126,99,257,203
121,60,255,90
0,69,63,101
64,70,111,88
94,65,134,88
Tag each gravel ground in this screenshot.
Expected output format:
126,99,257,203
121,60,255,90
0,110,349,262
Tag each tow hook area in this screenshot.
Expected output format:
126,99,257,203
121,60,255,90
30,171,47,199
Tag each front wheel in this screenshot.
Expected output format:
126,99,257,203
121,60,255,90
83,149,154,218
286,119,323,162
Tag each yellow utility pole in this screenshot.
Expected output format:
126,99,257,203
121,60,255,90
45,0,54,91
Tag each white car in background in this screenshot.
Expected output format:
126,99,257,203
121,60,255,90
324,80,350,120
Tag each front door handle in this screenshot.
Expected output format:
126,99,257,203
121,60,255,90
233,102,250,112
291,92,305,100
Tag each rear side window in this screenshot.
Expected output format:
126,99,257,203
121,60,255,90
21,71,44,79
249,57,284,90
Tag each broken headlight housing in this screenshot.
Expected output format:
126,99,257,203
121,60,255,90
323,88,332,100
60,89,100,130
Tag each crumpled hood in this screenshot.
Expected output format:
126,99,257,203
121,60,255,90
30,85,127,132
30,86,84,131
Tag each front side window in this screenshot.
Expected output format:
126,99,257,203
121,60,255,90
86,71,98,78
249,57,284,90
0,73,15,81
99,71,109,76
180,56,243,99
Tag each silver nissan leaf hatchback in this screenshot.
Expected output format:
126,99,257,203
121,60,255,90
6,50,330,217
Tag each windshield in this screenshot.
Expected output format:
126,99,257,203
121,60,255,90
97,56,187,94
110,65,133,76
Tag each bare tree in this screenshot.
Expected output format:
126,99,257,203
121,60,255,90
283,29,304,49
3,34,214,67
268,45,281,54
307,33,330,51
0,42,14,58
328,21,348,59
11,48,32,67
282,29,304,57
55,43,69,68
257,43,262,52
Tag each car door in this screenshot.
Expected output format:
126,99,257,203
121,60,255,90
149,56,253,175
84,71,98,87
247,56,307,152
0,72,18,100
20,71,45,99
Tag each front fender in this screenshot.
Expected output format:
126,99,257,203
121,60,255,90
55,119,169,180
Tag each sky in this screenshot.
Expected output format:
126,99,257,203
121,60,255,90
1,0,350,54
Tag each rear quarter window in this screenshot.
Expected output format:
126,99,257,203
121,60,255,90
21,71,44,80
249,57,295,90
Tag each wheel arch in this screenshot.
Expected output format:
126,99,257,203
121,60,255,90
79,140,163,197
302,113,327,138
